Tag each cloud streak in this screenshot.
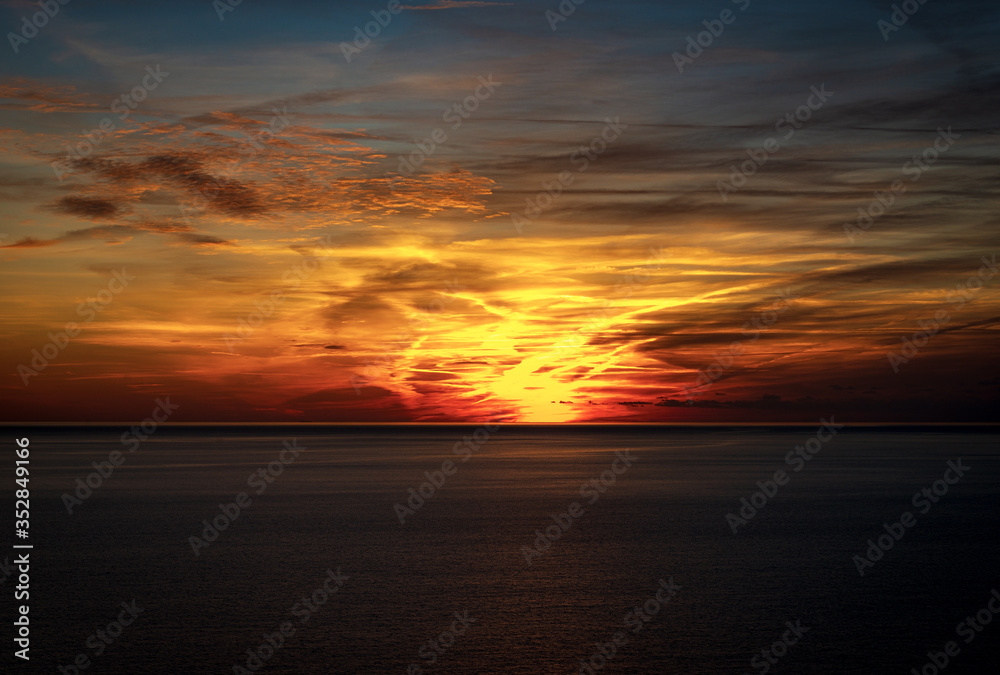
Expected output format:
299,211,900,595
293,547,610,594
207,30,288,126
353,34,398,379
0,0,997,422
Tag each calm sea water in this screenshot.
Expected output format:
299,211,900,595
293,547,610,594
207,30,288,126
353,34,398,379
10,426,1000,673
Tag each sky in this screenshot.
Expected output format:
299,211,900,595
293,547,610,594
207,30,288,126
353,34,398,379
1,0,998,423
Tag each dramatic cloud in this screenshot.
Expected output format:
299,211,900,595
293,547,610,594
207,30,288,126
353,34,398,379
49,196,123,220
0,0,997,422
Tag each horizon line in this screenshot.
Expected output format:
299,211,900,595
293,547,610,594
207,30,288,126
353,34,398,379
3,422,998,428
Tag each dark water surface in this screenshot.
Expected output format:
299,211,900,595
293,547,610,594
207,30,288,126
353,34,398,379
8,426,1000,673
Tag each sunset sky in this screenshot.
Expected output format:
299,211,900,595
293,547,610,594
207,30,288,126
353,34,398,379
1,0,998,423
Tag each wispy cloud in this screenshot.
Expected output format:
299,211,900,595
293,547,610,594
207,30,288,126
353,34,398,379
0,0,997,422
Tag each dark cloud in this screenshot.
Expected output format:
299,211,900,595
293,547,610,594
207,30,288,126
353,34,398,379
1,222,228,248
1,236,57,249
49,196,122,220
172,232,232,246
66,154,265,218
140,154,264,217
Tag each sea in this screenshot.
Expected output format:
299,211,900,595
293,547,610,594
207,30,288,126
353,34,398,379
9,425,1000,674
